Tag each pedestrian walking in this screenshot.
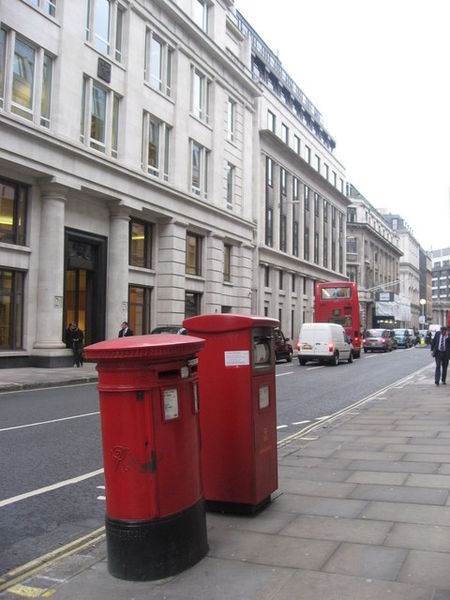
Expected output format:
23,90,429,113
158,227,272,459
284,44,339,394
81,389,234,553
65,322,84,367
118,321,133,337
430,325,450,385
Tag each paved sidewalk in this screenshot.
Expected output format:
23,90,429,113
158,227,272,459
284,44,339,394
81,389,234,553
2,364,450,599
0,362,98,392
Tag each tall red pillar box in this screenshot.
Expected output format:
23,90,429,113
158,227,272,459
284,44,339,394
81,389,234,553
183,314,279,514
84,334,208,581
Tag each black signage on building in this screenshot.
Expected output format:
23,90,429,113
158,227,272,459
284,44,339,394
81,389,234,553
97,57,111,83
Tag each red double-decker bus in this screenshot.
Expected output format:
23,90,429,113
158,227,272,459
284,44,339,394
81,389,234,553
314,282,361,358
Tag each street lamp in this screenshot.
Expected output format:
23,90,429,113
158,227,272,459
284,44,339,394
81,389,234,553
419,298,426,326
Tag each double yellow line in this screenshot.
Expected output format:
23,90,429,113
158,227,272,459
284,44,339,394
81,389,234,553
0,527,105,594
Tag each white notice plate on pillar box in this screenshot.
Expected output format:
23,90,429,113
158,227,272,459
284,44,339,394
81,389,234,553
259,385,270,410
225,350,250,367
163,388,179,421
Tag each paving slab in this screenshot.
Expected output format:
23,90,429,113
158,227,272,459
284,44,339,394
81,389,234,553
361,501,450,527
398,550,450,590
384,523,450,552
269,569,433,600
347,459,438,474
350,483,449,505
322,542,408,581
345,471,408,486
279,514,392,545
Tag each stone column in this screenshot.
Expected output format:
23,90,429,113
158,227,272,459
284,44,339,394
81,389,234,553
106,207,130,339
33,184,67,353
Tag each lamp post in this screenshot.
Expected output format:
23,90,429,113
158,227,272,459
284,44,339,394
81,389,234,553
419,298,426,327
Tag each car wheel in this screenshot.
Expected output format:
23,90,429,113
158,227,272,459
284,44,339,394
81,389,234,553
331,352,339,366
384,347,387,353
287,351,293,363
363,349,368,353
348,351,353,363
299,358,307,366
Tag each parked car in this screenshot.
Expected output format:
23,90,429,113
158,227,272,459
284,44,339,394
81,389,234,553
151,325,187,335
392,328,413,348
274,328,293,362
388,330,398,350
362,329,393,353
407,329,418,345
297,323,353,366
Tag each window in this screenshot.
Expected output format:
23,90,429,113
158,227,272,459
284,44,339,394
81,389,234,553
314,232,319,264
266,157,273,187
25,0,56,16
142,112,170,180
6,34,54,126
129,285,151,335
266,207,273,247
279,270,283,290
304,185,310,211
81,76,120,157
0,270,24,349
0,179,27,246
347,207,356,223
224,244,231,282
192,0,209,33
294,134,300,155
192,67,210,123
304,227,309,261
226,163,234,208
185,291,202,318
129,219,152,268
144,30,173,96
346,237,357,254
267,110,275,133
191,141,209,198
324,163,329,180
315,154,320,172
0,28,5,108
291,274,296,293
264,265,270,287
323,236,328,268
281,123,289,144
85,0,124,61
227,99,235,142
186,233,202,276
280,167,287,196
323,199,328,222
314,193,319,217
332,171,337,186
304,145,311,163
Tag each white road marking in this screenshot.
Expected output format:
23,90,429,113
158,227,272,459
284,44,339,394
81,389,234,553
292,420,311,425
97,496,106,501
0,468,104,508
315,415,331,421
277,424,288,429
276,371,294,377
0,412,100,433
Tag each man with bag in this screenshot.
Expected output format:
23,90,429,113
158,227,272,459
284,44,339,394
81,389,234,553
431,325,450,385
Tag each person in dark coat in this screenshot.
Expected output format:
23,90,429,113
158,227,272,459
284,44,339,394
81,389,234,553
118,321,133,337
65,322,84,367
431,325,450,385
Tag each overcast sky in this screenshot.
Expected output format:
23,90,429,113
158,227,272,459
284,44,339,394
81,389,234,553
235,0,450,252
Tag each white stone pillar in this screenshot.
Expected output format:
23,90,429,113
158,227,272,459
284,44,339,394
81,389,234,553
106,208,130,339
156,220,187,325
34,184,67,350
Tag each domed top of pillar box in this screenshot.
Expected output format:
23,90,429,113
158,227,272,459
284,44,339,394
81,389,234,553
84,334,205,365
184,313,279,334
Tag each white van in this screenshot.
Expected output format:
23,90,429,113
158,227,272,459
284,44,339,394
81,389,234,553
297,323,354,366
428,324,441,340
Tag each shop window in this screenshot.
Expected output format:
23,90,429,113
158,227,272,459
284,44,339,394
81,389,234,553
0,270,24,349
186,233,202,276
0,179,27,246
129,285,151,335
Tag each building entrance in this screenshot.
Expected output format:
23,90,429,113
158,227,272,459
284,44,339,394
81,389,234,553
64,229,107,346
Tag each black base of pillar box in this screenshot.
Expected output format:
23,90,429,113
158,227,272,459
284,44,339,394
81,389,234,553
205,495,271,515
105,498,208,581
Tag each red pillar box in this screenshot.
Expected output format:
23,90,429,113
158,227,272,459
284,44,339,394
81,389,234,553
183,314,279,514
84,334,208,581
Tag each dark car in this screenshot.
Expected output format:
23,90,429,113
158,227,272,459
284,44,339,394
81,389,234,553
362,329,393,353
151,325,187,335
392,328,413,348
274,328,293,362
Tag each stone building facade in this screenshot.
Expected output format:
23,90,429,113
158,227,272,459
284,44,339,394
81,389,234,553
0,0,348,365
345,185,402,329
